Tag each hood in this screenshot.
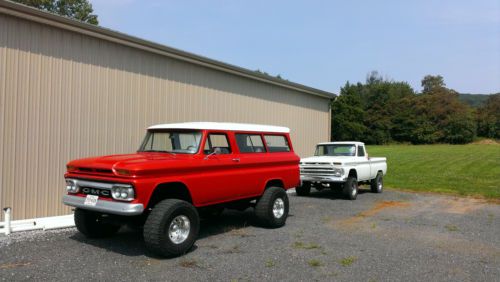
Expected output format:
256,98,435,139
67,152,195,176
300,155,357,165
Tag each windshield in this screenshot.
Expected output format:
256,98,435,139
315,144,356,156
139,130,202,154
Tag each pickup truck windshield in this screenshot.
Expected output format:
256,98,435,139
139,130,202,154
315,144,356,156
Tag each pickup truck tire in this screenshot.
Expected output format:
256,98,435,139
143,199,200,257
255,187,289,228
370,172,383,193
74,209,121,238
295,183,311,196
343,177,358,200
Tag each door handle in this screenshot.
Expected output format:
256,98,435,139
232,158,240,162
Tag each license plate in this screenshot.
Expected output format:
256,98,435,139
84,195,98,206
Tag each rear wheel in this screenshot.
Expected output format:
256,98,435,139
342,177,358,200
74,209,121,238
370,172,383,193
295,182,311,196
255,187,289,228
143,199,200,257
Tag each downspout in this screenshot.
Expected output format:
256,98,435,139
3,207,11,235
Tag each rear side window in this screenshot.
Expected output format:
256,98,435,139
235,134,266,153
264,135,290,152
357,145,365,157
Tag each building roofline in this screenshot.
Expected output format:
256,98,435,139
0,0,336,99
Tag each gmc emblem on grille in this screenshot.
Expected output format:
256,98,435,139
82,187,110,197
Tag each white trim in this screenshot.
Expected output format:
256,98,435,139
0,214,74,235
148,122,290,133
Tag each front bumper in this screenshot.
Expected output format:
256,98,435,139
63,195,144,216
300,175,346,183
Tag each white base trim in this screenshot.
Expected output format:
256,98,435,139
0,214,74,235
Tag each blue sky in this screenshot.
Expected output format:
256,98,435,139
91,0,500,94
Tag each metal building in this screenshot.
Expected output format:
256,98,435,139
0,1,334,221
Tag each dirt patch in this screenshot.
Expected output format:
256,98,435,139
336,201,410,227
440,197,490,214
471,139,499,145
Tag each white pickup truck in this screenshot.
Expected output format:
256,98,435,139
298,142,387,200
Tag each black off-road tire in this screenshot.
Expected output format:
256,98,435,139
370,172,383,193
342,177,358,200
74,209,121,238
295,182,311,196
143,199,200,257
255,187,289,228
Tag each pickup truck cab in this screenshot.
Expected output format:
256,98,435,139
298,141,387,200
63,122,300,257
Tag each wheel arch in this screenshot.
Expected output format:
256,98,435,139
146,182,193,210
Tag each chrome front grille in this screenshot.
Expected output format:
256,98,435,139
300,164,335,176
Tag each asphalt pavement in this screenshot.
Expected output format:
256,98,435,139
1,189,499,281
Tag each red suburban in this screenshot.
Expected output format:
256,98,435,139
63,122,300,257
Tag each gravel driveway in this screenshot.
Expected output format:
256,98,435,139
1,189,499,281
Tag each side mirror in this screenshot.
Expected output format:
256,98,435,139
204,147,221,160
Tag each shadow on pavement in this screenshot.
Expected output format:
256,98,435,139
68,208,268,258
293,187,372,200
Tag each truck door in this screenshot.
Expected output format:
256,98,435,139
357,145,371,181
198,132,240,204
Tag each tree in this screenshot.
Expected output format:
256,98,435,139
421,75,445,94
331,82,367,141
331,72,478,144
13,0,98,25
477,94,500,138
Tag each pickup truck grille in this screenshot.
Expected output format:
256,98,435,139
300,165,335,176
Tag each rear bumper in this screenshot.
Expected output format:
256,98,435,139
62,195,144,216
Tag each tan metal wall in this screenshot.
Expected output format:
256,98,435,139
0,13,331,221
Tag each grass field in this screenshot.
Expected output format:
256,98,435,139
367,144,500,199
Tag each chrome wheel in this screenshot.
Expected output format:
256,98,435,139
168,215,190,244
378,179,383,191
272,198,285,219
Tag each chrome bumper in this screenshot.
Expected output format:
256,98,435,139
63,195,144,216
300,175,346,182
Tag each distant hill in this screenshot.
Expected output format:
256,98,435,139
458,93,492,108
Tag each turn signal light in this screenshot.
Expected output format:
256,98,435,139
115,169,131,176
66,165,76,172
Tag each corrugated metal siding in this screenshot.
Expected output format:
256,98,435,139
0,13,330,221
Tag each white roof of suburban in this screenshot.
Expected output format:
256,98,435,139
317,141,365,145
148,122,290,133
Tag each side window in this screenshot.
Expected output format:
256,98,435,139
204,134,231,154
235,134,266,153
357,145,365,157
264,135,290,152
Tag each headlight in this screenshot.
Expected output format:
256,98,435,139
66,179,79,193
111,184,135,201
332,168,344,177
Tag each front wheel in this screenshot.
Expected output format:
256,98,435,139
74,209,121,238
342,177,358,200
255,187,289,228
370,172,383,193
143,199,200,257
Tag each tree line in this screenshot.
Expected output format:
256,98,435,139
331,72,500,144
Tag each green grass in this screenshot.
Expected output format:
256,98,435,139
339,256,357,267
367,144,500,199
